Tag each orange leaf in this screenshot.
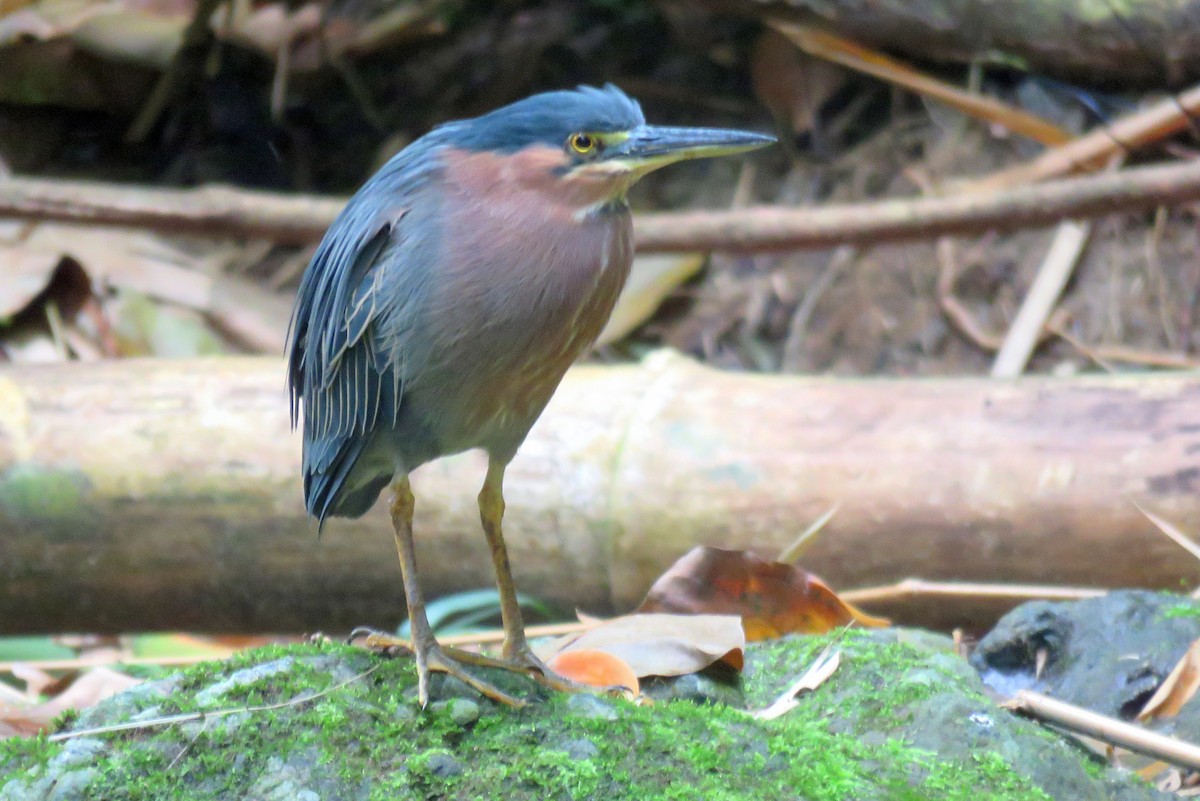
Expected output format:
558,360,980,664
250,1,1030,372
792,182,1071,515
536,613,744,677
638,546,888,641
549,649,640,694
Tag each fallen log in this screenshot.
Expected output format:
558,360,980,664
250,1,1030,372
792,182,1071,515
4,160,1200,251
1,352,1198,634
742,0,1200,86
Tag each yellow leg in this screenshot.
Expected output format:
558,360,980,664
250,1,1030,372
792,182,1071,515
478,459,578,692
389,476,524,707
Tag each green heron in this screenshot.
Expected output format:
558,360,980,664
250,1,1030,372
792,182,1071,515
287,84,772,706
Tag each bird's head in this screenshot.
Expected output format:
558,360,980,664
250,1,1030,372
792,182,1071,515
434,84,775,212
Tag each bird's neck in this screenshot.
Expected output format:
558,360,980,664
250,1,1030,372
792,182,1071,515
443,145,632,221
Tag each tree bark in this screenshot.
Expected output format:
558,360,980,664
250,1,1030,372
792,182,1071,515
1,353,1197,634
742,0,1200,86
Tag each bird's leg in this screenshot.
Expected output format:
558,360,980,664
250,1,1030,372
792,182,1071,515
388,476,523,708
471,459,579,693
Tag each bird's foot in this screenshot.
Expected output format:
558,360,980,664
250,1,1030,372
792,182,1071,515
449,641,635,697
347,626,409,651
433,642,577,693
347,627,527,708
422,643,527,708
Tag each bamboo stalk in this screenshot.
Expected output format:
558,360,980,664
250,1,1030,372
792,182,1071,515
1008,690,1200,771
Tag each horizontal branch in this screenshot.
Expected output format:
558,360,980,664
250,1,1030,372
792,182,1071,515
2,160,1199,251
635,160,1200,251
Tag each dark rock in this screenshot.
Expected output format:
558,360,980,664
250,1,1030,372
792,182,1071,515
971,591,1200,719
641,666,744,706
564,693,618,720
559,737,599,761
424,751,463,779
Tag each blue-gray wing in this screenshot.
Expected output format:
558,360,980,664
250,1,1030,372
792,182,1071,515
286,184,427,523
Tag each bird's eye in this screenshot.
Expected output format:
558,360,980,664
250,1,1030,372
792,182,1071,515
568,133,597,155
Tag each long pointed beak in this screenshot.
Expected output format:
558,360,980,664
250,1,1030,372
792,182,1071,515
609,125,775,172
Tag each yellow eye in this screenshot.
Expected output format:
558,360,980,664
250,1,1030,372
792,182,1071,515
568,133,596,155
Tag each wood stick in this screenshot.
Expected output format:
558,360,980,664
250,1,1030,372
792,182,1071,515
965,83,1200,193
840,581,1108,605
4,160,1200,252
771,22,1072,146
1,353,1199,634
991,219,1092,377
1008,690,1200,771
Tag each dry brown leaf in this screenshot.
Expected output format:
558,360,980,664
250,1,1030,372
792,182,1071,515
1139,640,1200,721
639,546,888,641
0,667,140,736
751,29,848,137
535,613,744,677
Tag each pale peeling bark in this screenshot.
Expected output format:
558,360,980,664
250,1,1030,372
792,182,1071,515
0,352,1197,634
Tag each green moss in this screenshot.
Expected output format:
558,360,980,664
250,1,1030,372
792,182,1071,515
0,732,56,773
918,751,1053,801
0,638,1116,801
1162,601,1200,620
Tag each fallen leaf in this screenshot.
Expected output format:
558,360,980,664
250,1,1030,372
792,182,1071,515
1139,639,1200,721
751,28,848,137
752,647,841,720
8,663,60,698
598,253,706,345
536,613,744,677
548,649,640,694
639,546,888,641
0,667,140,736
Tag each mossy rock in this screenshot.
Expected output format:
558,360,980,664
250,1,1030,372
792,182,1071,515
0,630,1164,800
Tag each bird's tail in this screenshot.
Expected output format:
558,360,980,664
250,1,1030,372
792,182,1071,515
304,435,393,527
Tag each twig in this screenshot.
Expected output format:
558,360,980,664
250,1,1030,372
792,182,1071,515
1046,319,1200,370
5,160,1200,252
991,219,1093,377
841,579,1107,605
966,82,1200,193
936,238,1004,350
781,247,853,371
166,717,209,770
1006,690,1200,771
776,503,840,564
1130,497,1200,565
439,621,594,648
48,663,380,742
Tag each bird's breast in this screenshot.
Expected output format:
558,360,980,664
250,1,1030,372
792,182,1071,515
415,147,634,455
